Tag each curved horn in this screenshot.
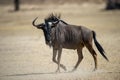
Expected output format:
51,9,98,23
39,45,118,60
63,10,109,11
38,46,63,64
32,17,39,27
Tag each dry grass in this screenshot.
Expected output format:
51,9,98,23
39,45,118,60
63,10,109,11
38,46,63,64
0,3,120,80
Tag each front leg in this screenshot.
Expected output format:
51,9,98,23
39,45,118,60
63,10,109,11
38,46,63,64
52,48,66,72
56,48,62,72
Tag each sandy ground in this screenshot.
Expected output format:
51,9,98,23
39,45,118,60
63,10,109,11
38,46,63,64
0,3,120,80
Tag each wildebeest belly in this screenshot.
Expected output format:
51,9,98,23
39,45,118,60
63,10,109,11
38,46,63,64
62,42,84,49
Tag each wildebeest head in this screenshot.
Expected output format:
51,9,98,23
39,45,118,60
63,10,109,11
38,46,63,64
44,13,60,28
32,14,67,46
32,17,52,45
39,13,61,46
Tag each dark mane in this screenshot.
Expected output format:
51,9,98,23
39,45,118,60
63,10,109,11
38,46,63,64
45,13,68,25
60,20,68,25
45,13,60,21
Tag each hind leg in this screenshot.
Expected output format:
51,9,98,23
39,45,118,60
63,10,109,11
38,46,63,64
72,47,83,71
85,43,97,71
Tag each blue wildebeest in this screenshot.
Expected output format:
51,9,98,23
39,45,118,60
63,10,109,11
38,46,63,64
32,14,109,72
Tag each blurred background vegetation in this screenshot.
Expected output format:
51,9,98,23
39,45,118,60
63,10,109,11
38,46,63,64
0,0,120,11
0,0,105,5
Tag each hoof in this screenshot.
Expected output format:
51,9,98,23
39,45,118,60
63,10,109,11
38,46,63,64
63,67,67,71
61,65,67,71
93,68,97,71
55,69,60,73
71,68,76,72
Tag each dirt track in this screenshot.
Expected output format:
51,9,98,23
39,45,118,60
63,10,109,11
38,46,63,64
0,3,120,80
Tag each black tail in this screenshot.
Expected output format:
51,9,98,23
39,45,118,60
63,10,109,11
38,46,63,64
92,31,109,61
